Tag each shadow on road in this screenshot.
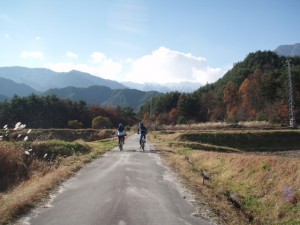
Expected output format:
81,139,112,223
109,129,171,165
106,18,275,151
140,149,160,154
121,149,160,154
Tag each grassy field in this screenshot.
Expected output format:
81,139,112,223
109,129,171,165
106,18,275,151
1,127,299,224
150,129,300,225
0,129,117,225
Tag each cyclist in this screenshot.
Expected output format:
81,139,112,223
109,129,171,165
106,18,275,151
117,123,125,145
137,122,147,146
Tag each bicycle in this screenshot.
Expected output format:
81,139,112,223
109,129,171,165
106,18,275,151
140,136,146,151
118,136,124,151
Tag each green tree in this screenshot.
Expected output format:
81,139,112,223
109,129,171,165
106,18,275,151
177,93,199,120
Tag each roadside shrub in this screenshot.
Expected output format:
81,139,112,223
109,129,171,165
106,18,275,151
98,130,115,139
92,116,112,129
177,116,187,124
30,140,91,159
68,120,83,129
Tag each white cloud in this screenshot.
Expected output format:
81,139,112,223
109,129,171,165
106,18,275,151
20,51,44,59
45,51,123,80
35,36,41,40
91,52,106,63
90,52,123,78
67,51,78,59
124,47,225,85
4,33,10,38
45,47,225,85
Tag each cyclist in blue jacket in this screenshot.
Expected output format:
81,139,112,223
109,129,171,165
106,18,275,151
117,123,125,145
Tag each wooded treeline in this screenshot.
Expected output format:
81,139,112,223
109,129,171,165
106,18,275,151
0,94,137,129
139,51,300,125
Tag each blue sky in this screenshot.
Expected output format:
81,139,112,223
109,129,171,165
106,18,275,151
1,0,299,85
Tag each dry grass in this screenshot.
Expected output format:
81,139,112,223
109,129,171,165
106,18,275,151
0,139,116,225
0,165,72,224
0,144,26,191
150,131,300,225
158,121,280,130
7,128,116,142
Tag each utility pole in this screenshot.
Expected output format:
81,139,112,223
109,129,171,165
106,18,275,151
286,59,297,128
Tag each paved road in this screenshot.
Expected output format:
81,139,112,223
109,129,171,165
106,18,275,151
18,134,214,225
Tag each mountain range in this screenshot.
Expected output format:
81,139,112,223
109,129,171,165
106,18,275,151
0,66,126,92
274,43,300,57
0,67,160,110
43,85,160,110
123,81,201,93
0,77,37,98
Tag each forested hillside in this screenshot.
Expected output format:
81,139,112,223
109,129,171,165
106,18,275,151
139,51,300,125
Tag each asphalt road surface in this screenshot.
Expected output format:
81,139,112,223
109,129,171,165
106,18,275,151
18,134,215,225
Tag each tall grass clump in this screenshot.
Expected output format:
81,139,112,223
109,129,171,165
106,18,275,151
0,123,91,192
0,123,33,191
0,122,115,225
30,140,91,159
0,144,28,191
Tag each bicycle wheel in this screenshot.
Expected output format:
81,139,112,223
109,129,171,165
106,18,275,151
119,141,123,151
141,138,145,151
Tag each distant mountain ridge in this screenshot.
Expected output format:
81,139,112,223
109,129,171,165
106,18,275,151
0,66,126,91
275,43,300,57
0,66,202,93
123,81,202,93
44,85,160,110
0,77,38,98
0,66,161,109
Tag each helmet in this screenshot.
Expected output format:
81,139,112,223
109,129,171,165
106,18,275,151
119,123,123,127
140,122,144,126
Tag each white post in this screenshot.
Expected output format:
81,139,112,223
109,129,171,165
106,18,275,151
286,59,297,128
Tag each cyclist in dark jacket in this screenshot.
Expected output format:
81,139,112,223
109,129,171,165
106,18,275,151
137,122,147,146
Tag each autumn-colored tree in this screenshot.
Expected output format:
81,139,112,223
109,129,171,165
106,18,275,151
223,81,240,121
143,112,150,124
238,70,263,119
209,103,226,121
155,113,168,125
89,105,136,127
168,107,178,125
263,100,289,124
